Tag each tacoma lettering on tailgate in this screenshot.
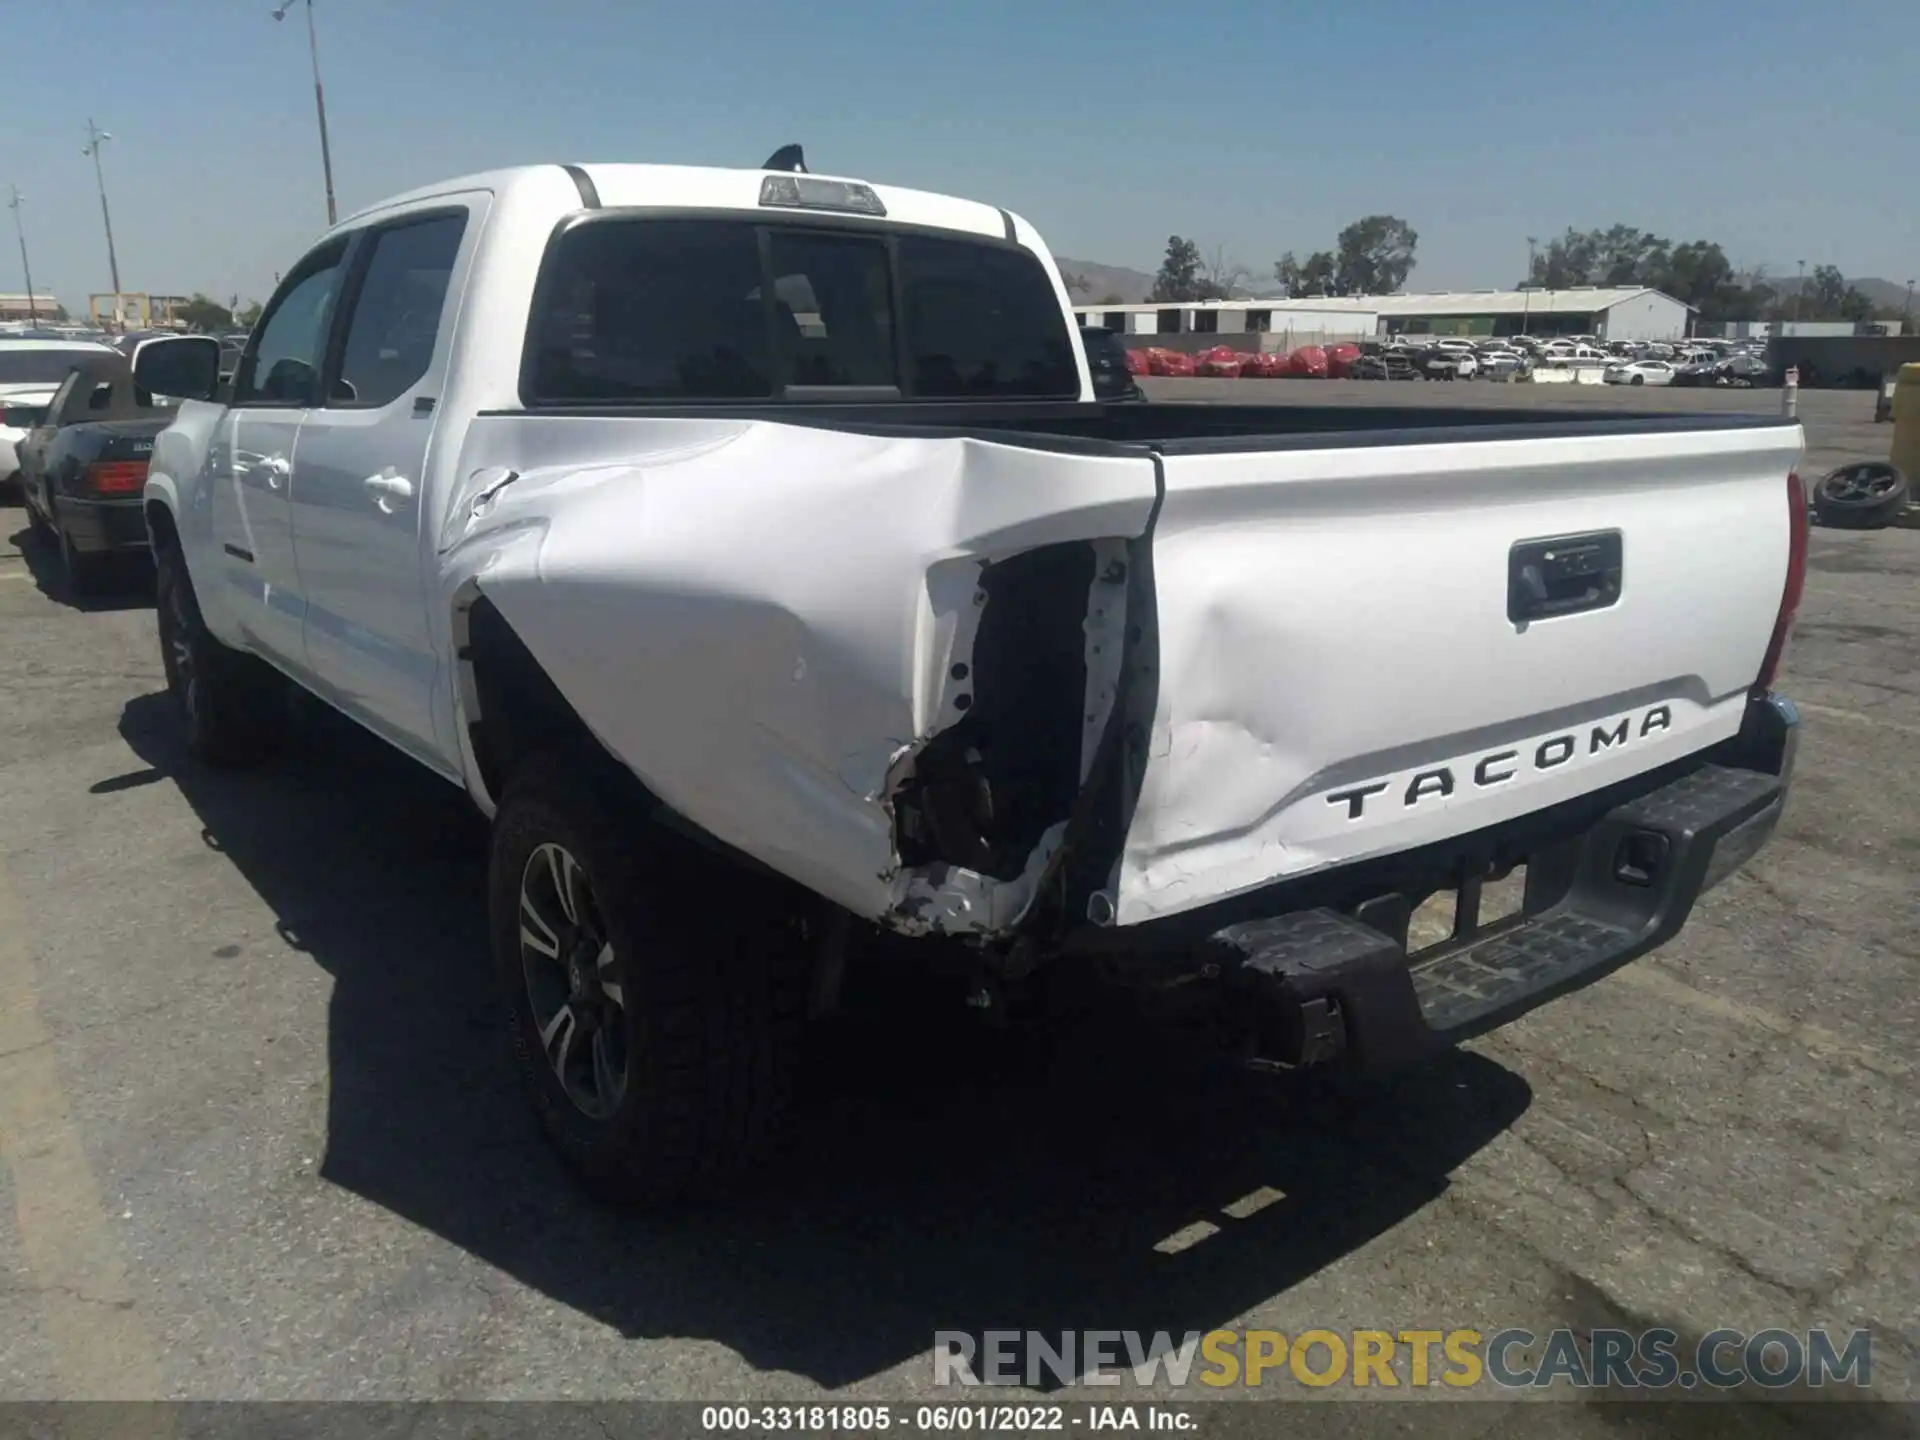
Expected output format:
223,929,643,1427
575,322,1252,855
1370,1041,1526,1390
1324,704,1675,820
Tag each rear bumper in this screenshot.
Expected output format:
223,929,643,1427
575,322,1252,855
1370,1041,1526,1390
1197,692,1798,1074
56,496,149,554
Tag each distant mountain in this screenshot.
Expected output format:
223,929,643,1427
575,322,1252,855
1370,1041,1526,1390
1053,257,1157,305
1054,256,1287,305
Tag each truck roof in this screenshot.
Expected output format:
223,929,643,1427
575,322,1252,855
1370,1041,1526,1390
335,161,1027,247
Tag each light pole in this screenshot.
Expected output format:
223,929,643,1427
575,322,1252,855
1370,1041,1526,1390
6,186,36,325
82,119,124,330
1523,236,1537,335
1792,259,1805,328
1905,280,1914,330
273,0,338,226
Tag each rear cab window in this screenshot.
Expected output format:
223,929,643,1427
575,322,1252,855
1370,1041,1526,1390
522,215,1079,405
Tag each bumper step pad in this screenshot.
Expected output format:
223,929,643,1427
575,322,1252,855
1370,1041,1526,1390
1205,760,1789,1074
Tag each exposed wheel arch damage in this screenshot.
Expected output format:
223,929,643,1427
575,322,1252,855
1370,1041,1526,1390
453,532,1155,945
444,422,1162,942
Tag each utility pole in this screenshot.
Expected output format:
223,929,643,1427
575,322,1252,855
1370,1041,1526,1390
6,186,36,325
273,0,338,226
1523,237,1537,335
1792,258,1805,328
1904,279,1914,331
82,119,124,330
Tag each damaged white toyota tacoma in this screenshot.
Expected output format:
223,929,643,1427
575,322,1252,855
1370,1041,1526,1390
134,153,1808,1204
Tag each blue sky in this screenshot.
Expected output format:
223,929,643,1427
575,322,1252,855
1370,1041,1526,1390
4,0,1915,314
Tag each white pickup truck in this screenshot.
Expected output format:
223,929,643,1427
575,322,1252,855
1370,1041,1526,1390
133,153,1808,1205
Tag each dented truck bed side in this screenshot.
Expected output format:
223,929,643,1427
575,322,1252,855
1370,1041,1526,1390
437,403,1802,942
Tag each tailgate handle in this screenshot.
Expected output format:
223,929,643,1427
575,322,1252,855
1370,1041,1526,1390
1508,530,1622,624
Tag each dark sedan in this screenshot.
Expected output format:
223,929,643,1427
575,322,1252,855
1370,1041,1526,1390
1078,325,1146,402
16,352,179,594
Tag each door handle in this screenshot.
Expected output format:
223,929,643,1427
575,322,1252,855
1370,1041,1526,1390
259,454,291,491
363,471,415,513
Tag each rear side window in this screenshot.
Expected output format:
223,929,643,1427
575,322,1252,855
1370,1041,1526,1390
330,212,468,408
524,217,1079,404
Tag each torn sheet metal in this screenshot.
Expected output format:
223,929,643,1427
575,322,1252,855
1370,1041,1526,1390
442,413,1157,933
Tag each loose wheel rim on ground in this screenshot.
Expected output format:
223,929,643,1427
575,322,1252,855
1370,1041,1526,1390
518,841,629,1119
1818,463,1903,507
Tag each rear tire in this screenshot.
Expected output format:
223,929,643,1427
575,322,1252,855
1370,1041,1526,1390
1630,374,1645,386
490,753,806,1208
1812,463,1910,530
154,542,286,764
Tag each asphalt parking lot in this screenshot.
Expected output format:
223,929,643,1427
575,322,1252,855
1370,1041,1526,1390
0,381,1914,1434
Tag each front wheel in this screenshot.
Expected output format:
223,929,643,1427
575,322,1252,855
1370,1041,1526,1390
490,754,806,1207
155,544,286,764
1630,374,1644,386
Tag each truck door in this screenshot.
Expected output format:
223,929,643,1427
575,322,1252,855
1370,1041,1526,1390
287,199,481,770
211,236,351,670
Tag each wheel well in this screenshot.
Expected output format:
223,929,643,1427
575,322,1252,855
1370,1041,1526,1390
145,500,179,556
462,596,606,802
460,593,799,887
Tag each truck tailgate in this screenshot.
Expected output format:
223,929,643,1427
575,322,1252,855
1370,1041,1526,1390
1111,421,1803,927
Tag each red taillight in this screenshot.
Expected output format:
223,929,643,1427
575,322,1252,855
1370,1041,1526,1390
1753,471,1809,694
85,460,148,495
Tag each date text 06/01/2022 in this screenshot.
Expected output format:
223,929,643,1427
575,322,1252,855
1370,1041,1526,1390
700,1404,1197,1432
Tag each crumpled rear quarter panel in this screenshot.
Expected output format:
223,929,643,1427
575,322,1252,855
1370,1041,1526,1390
445,415,1157,925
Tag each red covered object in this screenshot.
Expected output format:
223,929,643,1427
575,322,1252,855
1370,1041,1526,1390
1240,351,1287,378
1124,348,1150,376
1195,346,1248,378
1326,343,1363,378
1146,348,1196,376
1287,345,1330,378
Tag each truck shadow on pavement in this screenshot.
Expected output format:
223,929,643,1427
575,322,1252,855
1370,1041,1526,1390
118,689,1532,1391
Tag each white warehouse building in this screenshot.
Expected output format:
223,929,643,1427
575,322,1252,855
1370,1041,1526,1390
1075,287,1693,344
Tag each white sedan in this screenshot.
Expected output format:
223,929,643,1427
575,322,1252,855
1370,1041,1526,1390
1603,359,1676,387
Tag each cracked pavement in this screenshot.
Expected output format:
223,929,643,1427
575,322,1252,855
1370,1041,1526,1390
0,385,1912,1434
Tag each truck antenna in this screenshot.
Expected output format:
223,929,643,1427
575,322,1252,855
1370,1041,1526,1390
762,144,807,174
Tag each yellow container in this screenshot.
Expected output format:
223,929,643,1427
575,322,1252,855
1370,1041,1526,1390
1893,363,1920,480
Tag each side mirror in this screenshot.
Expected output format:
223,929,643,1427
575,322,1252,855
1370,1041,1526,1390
132,335,222,403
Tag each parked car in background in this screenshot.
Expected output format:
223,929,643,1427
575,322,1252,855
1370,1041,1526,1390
14,347,194,593
1478,349,1528,380
1718,353,1769,388
1416,346,1474,379
1077,326,1145,402
1604,359,1675,387
1349,350,1417,381
0,338,121,494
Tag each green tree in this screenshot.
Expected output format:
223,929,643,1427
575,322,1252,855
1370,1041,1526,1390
1334,215,1418,294
176,293,234,332
1150,235,1203,303
234,299,263,329
1804,264,1849,318
1060,270,1091,297
1275,249,1337,297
